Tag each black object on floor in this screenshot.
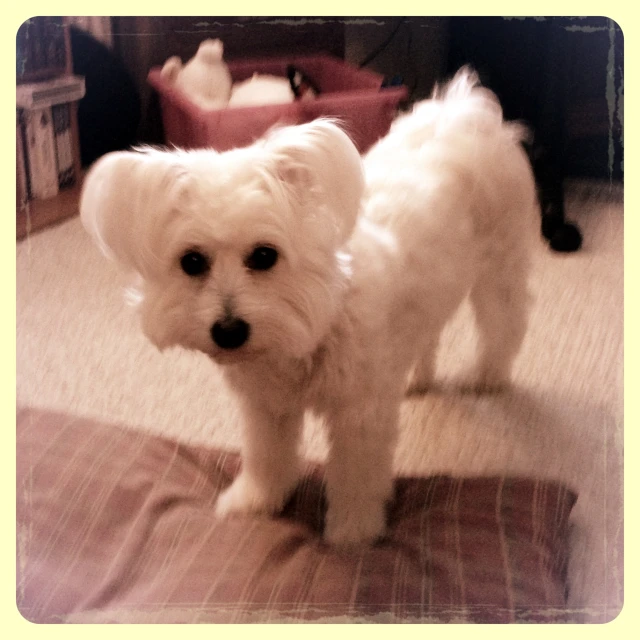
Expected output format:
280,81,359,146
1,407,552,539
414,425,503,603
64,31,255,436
541,216,583,253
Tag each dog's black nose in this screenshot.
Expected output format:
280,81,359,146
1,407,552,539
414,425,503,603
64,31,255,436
211,317,250,349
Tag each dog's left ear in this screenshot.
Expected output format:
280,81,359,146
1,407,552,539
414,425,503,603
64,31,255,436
263,119,365,242
161,56,183,82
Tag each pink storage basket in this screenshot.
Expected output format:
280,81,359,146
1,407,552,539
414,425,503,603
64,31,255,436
147,54,407,153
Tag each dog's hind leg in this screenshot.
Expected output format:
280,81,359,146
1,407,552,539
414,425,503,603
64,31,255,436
404,296,464,396
466,260,531,392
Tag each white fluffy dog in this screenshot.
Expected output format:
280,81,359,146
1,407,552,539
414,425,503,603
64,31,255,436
80,68,538,546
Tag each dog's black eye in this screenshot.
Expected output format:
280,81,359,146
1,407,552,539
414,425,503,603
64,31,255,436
246,246,278,271
180,251,210,276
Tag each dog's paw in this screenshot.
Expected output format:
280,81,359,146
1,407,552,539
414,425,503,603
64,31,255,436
324,503,387,547
215,474,291,518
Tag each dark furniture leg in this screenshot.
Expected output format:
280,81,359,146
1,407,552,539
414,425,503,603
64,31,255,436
533,19,582,252
446,17,582,252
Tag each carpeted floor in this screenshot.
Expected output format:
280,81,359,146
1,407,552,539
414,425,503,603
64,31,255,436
16,181,623,622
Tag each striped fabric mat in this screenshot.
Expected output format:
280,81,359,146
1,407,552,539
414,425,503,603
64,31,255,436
17,408,578,623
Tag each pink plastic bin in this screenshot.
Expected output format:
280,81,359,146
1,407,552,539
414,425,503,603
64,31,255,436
147,54,407,153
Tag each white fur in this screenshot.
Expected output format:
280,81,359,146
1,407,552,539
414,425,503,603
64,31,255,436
81,68,539,546
229,73,295,107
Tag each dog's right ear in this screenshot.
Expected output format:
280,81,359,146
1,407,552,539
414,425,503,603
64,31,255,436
80,149,186,277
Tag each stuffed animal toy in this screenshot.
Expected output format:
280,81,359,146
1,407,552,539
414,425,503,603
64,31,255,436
161,40,321,110
161,39,232,110
229,73,295,107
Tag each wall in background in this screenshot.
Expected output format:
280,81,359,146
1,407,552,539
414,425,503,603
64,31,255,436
69,16,621,181
344,17,449,101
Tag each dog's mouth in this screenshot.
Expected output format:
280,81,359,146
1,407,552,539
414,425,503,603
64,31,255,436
208,346,264,366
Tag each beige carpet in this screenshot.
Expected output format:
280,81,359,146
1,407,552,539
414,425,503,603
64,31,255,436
17,181,623,622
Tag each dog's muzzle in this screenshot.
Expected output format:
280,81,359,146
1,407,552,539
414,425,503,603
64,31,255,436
211,316,250,350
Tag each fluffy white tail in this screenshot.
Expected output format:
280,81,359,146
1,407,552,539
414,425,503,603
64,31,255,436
375,67,530,153
431,66,530,143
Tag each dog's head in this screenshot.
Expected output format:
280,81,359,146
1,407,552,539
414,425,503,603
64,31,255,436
80,120,364,363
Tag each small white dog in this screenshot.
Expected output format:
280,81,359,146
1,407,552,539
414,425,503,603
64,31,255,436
81,68,538,546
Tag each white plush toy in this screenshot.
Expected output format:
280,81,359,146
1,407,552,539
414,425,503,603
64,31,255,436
161,39,232,110
229,73,295,107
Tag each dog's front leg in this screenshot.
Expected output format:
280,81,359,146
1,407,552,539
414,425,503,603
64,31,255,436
323,402,398,546
216,400,304,518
